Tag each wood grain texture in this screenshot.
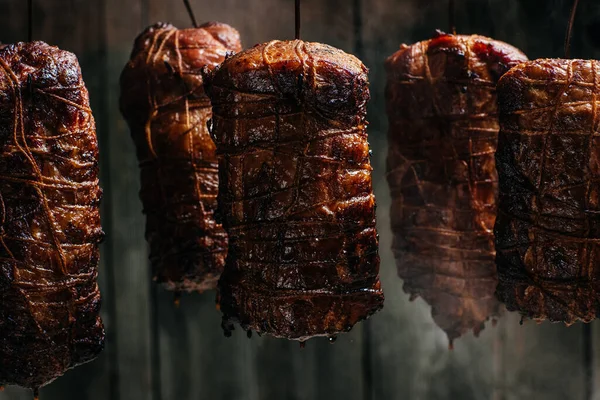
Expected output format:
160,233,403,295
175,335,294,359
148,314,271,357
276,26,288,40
361,1,496,399
0,0,599,399
158,292,261,400
144,4,258,400
146,1,367,399
574,1,600,395
362,1,588,400
0,0,26,44
497,315,586,400
302,1,373,392
246,1,367,399
594,322,600,400
104,0,155,399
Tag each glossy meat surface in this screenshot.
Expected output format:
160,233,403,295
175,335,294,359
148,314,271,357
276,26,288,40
386,33,527,340
120,22,241,292
496,58,600,324
0,42,104,388
207,40,384,340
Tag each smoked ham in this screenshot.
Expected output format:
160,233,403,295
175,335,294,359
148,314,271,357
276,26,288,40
206,40,384,340
0,41,104,390
385,33,527,340
120,22,242,292
495,58,600,323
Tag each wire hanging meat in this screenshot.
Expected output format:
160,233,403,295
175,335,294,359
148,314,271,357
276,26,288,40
0,42,104,391
495,59,600,324
120,22,242,292
206,40,384,341
385,33,527,341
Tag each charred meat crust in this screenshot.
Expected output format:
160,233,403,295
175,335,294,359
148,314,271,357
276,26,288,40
207,40,384,340
0,41,104,389
495,58,600,324
385,33,527,340
120,22,241,292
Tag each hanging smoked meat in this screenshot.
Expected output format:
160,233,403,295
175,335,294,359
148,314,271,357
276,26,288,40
385,32,527,341
495,59,600,324
0,42,104,390
120,22,242,292
206,40,384,340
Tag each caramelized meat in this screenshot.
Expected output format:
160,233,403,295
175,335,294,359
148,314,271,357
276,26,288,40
0,42,104,389
120,22,242,292
385,33,527,340
207,40,384,340
496,59,600,324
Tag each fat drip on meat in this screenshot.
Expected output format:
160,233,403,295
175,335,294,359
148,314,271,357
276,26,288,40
0,42,104,389
495,59,600,324
120,22,242,292
207,40,384,341
385,33,527,341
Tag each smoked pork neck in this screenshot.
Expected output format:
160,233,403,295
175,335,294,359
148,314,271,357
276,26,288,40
207,40,384,340
496,59,600,324
0,42,104,389
120,22,241,292
386,33,527,340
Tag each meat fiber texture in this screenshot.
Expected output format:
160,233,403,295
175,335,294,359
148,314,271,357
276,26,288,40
385,33,527,341
0,42,104,389
206,40,384,341
495,59,600,324
120,22,242,292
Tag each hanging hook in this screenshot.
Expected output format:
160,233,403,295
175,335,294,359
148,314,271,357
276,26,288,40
295,0,301,40
183,0,199,28
564,0,580,58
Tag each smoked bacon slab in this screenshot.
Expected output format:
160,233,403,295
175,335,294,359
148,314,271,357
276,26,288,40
206,40,384,340
386,33,527,340
120,22,242,292
0,42,104,390
496,59,600,324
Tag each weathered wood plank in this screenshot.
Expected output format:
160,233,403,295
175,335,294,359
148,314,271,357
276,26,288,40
227,2,322,393
593,321,600,400
575,1,600,399
147,1,367,400
143,3,260,400
362,1,587,400
103,0,156,399
281,2,369,399
155,294,257,400
0,0,26,44
0,1,596,399
361,1,495,398
496,315,586,400
145,2,260,399
469,2,590,399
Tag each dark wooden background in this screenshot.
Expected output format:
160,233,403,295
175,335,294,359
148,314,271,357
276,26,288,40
1,0,600,399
